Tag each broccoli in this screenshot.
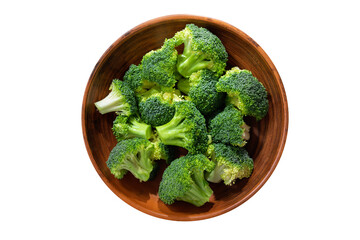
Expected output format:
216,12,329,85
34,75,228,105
216,67,269,120
158,154,215,207
140,38,178,88
106,138,158,182
137,87,182,126
172,24,228,78
94,79,137,116
208,105,250,147
112,115,152,141
150,136,176,164
177,69,225,115
155,100,209,154
206,143,254,185
123,64,155,93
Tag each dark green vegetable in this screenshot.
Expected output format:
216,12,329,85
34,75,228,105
123,64,155,93
177,69,225,115
141,38,178,88
206,143,254,185
158,154,215,207
106,138,157,182
172,24,228,78
112,115,152,141
216,67,269,120
94,79,137,116
155,100,209,154
208,105,250,147
137,87,182,126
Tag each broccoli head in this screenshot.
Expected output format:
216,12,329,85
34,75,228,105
140,38,178,88
106,138,159,182
94,79,137,116
123,64,155,93
172,24,228,78
208,105,250,147
158,154,215,207
216,67,269,120
177,69,225,115
112,115,152,141
137,87,181,126
206,143,254,185
155,100,209,154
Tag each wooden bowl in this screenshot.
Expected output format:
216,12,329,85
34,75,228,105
82,15,288,221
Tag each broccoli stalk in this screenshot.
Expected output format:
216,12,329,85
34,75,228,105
155,112,190,146
177,48,213,78
94,79,137,116
179,169,213,207
112,115,152,141
119,147,153,181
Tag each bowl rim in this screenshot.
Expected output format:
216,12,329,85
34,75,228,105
81,14,289,221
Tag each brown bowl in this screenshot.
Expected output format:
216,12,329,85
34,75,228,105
82,14,288,221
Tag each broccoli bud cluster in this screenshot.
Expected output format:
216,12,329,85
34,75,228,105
94,24,269,207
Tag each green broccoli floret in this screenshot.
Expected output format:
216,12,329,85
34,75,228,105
94,79,137,116
112,115,152,141
137,87,182,126
155,101,209,154
206,143,254,185
177,69,225,115
158,154,215,207
208,105,250,147
123,64,155,93
216,67,269,120
172,24,228,78
141,38,178,88
106,138,158,182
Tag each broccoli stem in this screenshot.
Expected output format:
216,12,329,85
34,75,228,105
128,119,152,140
241,122,250,141
177,78,191,95
156,115,190,148
178,170,213,207
206,164,226,183
94,90,126,114
177,53,213,78
121,149,153,182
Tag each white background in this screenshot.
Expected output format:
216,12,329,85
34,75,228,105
1,0,359,239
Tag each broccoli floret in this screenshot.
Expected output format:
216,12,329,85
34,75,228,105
94,79,137,116
158,154,215,207
206,143,254,185
216,67,269,120
106,138,158,182
208,105,250,147
123,64,155,93
137,87,181,126
112,115,152,141
172,24,228,78
155,101,208,154
177,69,225,115
141,38,178,88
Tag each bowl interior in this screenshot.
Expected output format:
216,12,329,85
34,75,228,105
82,15,288,221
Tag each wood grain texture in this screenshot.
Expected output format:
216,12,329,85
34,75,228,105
82,14,289,221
